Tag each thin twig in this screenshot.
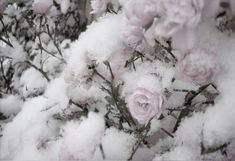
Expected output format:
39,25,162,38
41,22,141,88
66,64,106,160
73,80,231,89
25,60,50,81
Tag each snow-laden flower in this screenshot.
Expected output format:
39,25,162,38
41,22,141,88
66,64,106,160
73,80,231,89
32,0,56,15
154,0,204,37
91,0,109,15
0,0,8,14
124,0,157,27
127,76,165,125
176,49,219,86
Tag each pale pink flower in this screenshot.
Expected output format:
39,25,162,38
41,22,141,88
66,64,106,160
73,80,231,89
127,76,165,125
91,0,109,15
155,0,204,37
124,0,157,27
176,49,219,86
0,0,8,14
32,0,56,15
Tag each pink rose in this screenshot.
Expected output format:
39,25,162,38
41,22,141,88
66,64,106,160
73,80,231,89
124,0,157,27
176,49,219,86
127,76,165,124
32,0,57,15
0,0,8,14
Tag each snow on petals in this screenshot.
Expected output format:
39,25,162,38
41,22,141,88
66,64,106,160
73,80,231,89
176,49,219,86
154,0,204,37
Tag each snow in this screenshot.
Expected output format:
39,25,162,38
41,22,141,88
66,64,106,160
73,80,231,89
0,96,51,159
0,95,23,116
61,112,105,160
44,77,69,109
19,67,48,98
58,0,70,14
97,127,136,160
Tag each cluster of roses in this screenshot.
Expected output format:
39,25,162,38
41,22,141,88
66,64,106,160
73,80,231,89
124,0,221,125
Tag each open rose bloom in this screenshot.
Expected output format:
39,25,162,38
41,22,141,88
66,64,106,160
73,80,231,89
176,49,219,86
127,76,165,125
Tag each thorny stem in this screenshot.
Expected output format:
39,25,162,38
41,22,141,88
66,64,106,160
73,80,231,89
99,144,106,160
154,39,177,62
0,18,13,48
93,69,111,84
37,22,66,63
94,66,135,127
128,121,151,161
160,128,174,138
0,59,9,89
200,124,229,155
104,61,114,81
125,50,144,70
173,84,217,133
46,25,63,56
